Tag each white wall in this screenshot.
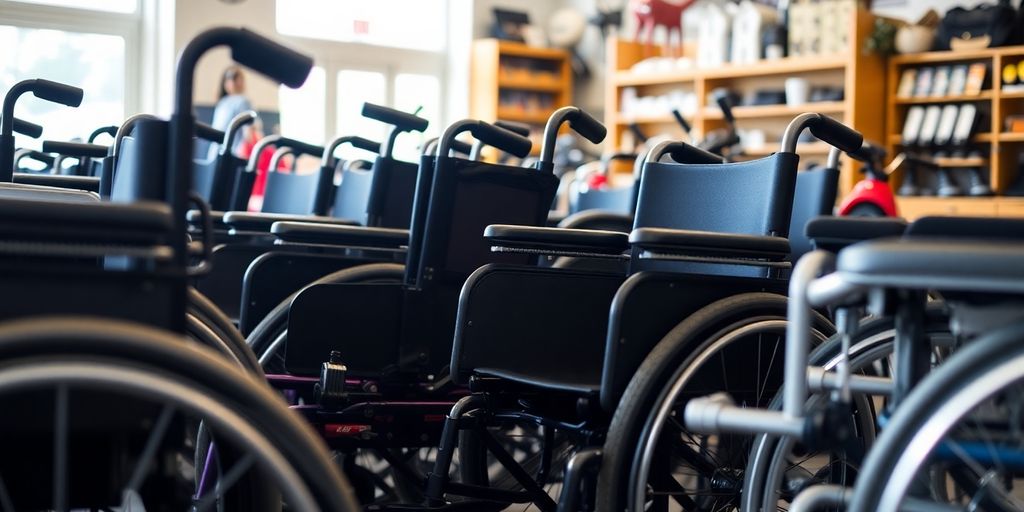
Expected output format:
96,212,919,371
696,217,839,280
872,0,995,23
173,0,284,110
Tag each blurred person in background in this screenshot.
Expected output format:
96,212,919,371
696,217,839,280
209,66,253,159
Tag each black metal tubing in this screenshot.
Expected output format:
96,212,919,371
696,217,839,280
539,106,606,174
88,125,118,143
555,448,603,512
13,118,43,139
437,120,532,160
1,79,84,181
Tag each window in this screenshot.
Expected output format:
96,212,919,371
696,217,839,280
1,0,141,151
276,0,446,52
0,25,126,149
7,0,136,13
335,69,387,160
279,66,327,145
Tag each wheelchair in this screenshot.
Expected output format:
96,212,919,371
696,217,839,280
677,215,1024,512
0,26,361,511
423,111,867,511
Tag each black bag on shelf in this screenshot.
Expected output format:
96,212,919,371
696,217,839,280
934,0,1024,51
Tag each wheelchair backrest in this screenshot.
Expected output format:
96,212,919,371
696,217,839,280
365,156,420,229
788,165,840,261
261,169,319,215
630,153,799,275
191,157,218,204
410,156,559,289
332,159,376,224
110,118,170,204
573,184,634,215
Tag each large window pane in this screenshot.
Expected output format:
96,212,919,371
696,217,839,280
0,25,125,150
277,0,446,52
279,66,326,145
7,0,137,13
336,69,386,161
392,73,439,161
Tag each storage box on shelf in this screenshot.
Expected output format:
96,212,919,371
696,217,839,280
605,7,884,196
470,39,572,155
886,45,1024,219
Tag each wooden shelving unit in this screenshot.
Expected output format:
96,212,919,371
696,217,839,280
886,45,1024,219
605,7,884,196
470,39,572,155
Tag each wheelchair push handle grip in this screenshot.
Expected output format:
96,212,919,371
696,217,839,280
568,108,607,145
347,136,381,154
232,28,313,88
276,136,325,157
451,139,473,156
41,140,109,159
494,120,531,137
88,125,117,143
671,110,692,134
808,115,863,155
846,140,883,164
715,93,736,125
32,79,84,107
362,103,429,133
472,121,532,158
194,122,225,143
12,118,43,139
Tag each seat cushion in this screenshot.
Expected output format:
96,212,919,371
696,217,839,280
837,238,1024,294
806,216,908,252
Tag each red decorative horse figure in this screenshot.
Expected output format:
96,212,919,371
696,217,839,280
632,0,697,57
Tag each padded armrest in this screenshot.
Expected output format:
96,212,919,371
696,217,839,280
630,227,790,260
222,211,359,232
271,221,408,249
484,224,630,256
13,173,101,193
187,209,228,230
0,197,171,246
837,238,1024,293
806,216,908,252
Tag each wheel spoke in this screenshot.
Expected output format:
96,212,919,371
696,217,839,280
126,405,176,495
54,384,69,512
193,452,256,511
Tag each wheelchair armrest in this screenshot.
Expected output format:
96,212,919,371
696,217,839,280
629,227,790,265
222,211,359,233
271,221,408,249
187,209,228,231
13,173,100,193
806,216,908,253
484,224,630,257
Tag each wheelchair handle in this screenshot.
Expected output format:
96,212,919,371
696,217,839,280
670,109,692,134
321,135,381,167
245,134,282,172
171,27,312,266
268,146,294,173
219,110,257,156
14,149,55,167
714,91,736,126
469,120,532,160
650,140,724,165
845,140,884,165
422,137,473,157
781,113,862,155
194,121,225,143
539,106,606,173
362,103,430,133
1,79,85,181
42,140,109,159
438,120,532,159
88,125,118,144
13,118,43,139
232,28,313,88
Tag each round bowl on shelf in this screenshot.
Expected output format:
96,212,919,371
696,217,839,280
895,25,935,54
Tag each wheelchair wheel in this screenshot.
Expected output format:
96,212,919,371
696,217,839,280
187,287,263,375
849,320,1024,512
0,316,358,511
596,293,833,512
245,263,405,370
743,309,954,511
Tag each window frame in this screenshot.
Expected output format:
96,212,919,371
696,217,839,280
0,0,142,115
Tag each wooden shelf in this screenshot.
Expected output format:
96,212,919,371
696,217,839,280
471,39,571,137
999,90,1024,99
896,196,1024,220
498,77,563,93
703,101,846,120
613,69,697,87
894,91,993,104
887,133,995,145
1001,132,1024,142
700,55,847,79
495,108,551,125
614,114,680,125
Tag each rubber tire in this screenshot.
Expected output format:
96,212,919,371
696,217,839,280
188,287,263,375
595,293,834,512
848,320,1024,512
0,316,360,511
